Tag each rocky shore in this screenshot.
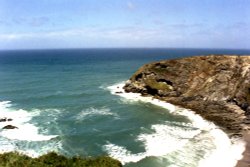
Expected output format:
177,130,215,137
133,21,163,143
123,55,250,166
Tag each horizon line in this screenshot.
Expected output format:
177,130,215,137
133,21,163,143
1,47,250,52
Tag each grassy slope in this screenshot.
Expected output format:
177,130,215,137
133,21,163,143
0,152,122,167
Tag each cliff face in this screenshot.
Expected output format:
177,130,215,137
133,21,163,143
124,55,250,136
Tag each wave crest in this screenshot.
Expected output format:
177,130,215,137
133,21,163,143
105,82,246,167
0,100,60,157
76,107,119,121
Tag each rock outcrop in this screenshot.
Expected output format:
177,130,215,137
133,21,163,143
124,55,250,136
0,118,13,122
2,125,18,129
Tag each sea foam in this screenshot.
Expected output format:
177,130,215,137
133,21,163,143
0,101,57,141
75,107,119,121
105,82,245,166
0,101,59,157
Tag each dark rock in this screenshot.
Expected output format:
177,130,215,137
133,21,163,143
227,98,238,105
2,125,18,129
115,91,122,94
0,118,13,122
145,86,158,95
241,103,249,111
135,73,143,80
0,118,7,122
245,107,250,116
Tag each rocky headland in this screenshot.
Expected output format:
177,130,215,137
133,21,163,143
124,55,250,166
124,55,250,136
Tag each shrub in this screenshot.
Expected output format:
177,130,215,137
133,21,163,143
0,152,122,167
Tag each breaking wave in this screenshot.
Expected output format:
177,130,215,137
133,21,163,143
0,101,60,157
105,82,245,166
75,107,119,121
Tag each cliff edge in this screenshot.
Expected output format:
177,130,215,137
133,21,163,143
124,55,250,137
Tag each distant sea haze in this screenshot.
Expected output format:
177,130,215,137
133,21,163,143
0,48,249,167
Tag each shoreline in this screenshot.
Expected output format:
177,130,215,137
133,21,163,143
108,82,246,167
121,55,250,166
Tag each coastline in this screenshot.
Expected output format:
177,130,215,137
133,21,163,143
108,82,246,167
121,55,250,166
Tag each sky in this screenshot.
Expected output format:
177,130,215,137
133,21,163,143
0,0,249,50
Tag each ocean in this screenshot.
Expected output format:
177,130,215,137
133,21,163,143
0,48,249,167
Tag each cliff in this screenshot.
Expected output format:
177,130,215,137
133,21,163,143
124,55,250,137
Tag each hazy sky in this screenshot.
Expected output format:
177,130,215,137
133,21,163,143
0,0,249,49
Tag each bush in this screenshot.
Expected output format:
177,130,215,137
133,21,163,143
0,152,122,167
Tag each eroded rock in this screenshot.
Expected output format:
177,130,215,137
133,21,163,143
124,55,250,135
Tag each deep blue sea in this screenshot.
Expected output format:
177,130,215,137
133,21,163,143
0,48,249,167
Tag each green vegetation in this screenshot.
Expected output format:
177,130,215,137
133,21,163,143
0,152,122,167
144,77,172,91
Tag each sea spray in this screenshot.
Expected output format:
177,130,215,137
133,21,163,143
103,120,202,165
107,82,245,166
0,101,57,141
0,101,61,157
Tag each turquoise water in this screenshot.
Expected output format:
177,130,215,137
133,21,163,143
0,48,249,167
